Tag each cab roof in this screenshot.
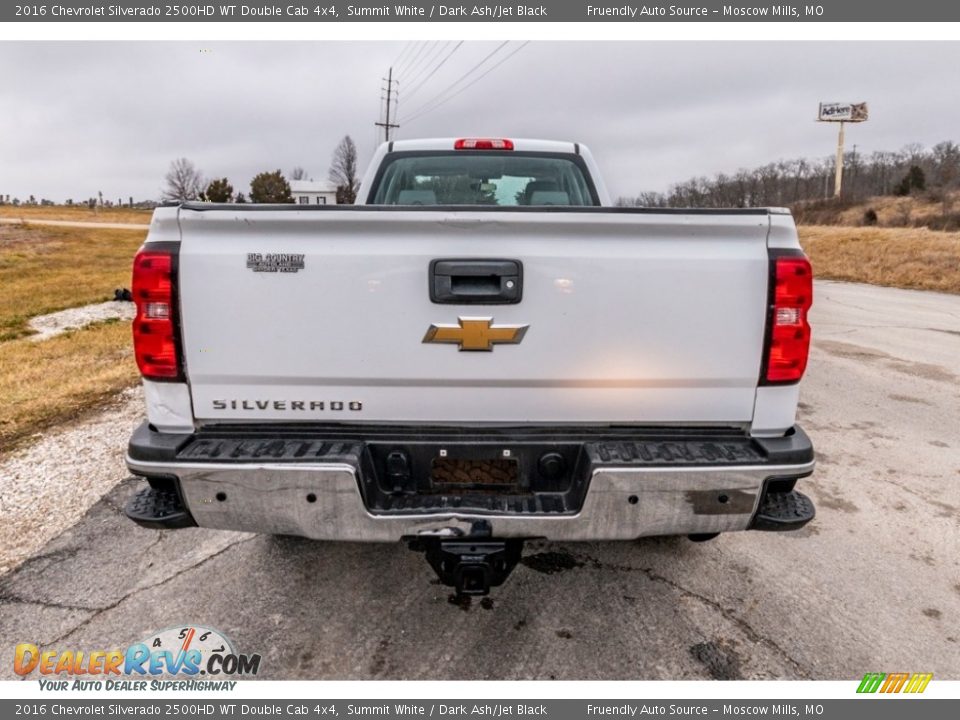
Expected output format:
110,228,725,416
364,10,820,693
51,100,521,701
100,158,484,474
386,138,580,154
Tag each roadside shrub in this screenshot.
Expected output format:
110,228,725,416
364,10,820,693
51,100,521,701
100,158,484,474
249,170,293,204
888,200,913,227
790,197,856,226
925,212,960,232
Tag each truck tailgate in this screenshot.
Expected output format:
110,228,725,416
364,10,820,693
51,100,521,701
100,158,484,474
175,207,771,426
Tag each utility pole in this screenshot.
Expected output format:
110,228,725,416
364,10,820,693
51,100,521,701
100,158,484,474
375,67,399,143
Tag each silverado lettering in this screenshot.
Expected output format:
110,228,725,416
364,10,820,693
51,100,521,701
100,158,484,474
211,400,363,411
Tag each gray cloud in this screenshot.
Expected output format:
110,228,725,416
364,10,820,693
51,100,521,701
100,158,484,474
0,41,956,202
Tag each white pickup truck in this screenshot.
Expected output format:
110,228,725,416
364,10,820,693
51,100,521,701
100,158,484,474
124,138,815,595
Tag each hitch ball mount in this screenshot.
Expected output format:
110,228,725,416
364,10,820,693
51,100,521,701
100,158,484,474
409,531,524,596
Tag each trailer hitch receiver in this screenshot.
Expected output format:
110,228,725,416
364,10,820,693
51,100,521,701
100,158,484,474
414,537,524,596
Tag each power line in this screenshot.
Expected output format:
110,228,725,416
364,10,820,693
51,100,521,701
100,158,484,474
400,41,509,120
403,42,529,125
393,40,420,78
392,41,415,70
402,41,464,103
399,41,510,122
402,41,451,91
397,40,427,73
397,41,436,82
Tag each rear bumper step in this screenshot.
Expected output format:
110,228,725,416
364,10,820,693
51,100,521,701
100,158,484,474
124,484,195,530
750,489,816,531
125,422,815,541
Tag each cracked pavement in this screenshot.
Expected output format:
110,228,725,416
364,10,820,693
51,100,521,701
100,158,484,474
1,280,958,680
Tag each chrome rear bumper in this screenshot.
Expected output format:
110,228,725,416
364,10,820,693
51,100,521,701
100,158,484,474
125,456,814,542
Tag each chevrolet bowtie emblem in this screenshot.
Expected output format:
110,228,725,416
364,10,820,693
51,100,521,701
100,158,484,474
422,317,529,352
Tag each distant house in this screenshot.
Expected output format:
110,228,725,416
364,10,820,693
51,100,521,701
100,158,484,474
290,180,338,205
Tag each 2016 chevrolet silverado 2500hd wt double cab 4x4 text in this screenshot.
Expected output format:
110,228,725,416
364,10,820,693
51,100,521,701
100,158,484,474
124,138,815,596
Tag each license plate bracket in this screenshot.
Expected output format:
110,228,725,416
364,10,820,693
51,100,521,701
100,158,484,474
430,457,520,493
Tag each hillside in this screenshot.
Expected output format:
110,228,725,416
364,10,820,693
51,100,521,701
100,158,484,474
792,189,960,231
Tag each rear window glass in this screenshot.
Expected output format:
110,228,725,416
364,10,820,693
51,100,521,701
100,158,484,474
370,152,597,206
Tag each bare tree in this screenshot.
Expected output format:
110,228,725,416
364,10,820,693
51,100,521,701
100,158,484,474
328,135,359,204
290,166,309,181
616,191,667,208
163,158,204,202
932,141,960,188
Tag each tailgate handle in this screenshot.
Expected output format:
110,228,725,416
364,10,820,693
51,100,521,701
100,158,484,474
430,259,523,305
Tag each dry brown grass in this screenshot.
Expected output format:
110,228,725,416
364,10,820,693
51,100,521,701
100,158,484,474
799,225,960,294
0,321,139,455
0,224,146,340
0,204,153,225
792,190,960,231
0,223,146,454
833,190,960,228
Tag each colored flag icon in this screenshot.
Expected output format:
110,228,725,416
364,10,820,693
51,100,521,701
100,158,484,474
857,672,932,694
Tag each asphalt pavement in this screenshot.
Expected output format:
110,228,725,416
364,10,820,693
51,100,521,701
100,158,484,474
1,280,958,680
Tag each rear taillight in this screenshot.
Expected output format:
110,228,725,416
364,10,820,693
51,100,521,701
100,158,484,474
764,254,813,384
454,138,514,150
132,246,181,380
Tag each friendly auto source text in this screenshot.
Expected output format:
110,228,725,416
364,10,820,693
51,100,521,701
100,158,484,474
587,5,817,17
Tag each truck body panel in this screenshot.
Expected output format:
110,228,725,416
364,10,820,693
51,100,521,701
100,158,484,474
177,207,772,428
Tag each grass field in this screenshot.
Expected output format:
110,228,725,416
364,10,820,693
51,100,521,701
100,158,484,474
0,205,153,225
0,220,146,455
0,321,139,453
0,224,146,341
799,225,960,294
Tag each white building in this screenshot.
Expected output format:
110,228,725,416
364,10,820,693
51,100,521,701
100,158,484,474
290,179,338,205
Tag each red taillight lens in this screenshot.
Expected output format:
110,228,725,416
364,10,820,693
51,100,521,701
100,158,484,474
454,138,514,150
765,255,813,383
132,249,180,380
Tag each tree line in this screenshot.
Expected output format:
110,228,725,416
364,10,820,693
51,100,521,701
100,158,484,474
162,135,360,205
616,140,960,210
0,193,153,209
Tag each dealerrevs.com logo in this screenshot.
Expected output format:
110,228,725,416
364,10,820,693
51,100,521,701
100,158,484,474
14,625,260,690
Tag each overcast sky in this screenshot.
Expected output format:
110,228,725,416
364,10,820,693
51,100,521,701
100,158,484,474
1,41,957,202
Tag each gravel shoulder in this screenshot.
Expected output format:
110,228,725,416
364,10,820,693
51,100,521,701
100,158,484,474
27,301,136,342
0,387,144,575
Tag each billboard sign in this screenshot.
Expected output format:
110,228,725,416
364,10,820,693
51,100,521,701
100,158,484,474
818,102,869,122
